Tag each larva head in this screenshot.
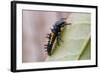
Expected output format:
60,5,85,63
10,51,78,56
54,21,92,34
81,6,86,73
59,18,71,28
55,18,67,27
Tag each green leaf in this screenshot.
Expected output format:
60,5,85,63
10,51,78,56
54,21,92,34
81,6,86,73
78,38,91,60
45,13,91,61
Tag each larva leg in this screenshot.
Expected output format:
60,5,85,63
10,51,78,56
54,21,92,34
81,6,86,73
56,32,63,46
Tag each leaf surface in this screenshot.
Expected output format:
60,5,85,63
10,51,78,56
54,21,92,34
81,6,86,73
45,13,91,61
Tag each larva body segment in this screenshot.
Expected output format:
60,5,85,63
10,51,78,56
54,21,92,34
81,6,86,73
45,18,71,56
